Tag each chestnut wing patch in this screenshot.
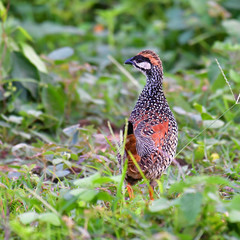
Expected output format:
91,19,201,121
133,115,169,157
150,119,169,149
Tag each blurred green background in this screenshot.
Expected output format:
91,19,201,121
1,1,240,239
1,0,240,143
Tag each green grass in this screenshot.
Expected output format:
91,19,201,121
1,0,240,239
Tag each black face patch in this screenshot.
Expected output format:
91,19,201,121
133,55,151,64
131,55,152,71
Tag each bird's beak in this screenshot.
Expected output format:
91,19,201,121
124,57,134,65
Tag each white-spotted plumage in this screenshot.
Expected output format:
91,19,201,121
118,50,178,199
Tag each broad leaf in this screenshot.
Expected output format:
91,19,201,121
149,198,175,212
180,192,202,225
19,212,38,224
38,213,61,226
73,172,101,188
41,84,66,122
21,43,47,73
48,47,74,60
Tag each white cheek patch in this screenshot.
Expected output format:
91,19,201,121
135,61,151,70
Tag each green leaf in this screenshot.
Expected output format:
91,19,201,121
213,41,240,52
180,192,202,225
0,1,7,22
93,175,121,184
12,129,31,139
73,172,101,188
71,153,78,160
222,20,240,37
96,191,114,201
77,88,92,103
3,78,39,99
48,47,74,60
228,210,240,223
230,69,240,83
201,112,213,120
223,0,240,10
52,158,63,165
4,115,23,124
31,130,55,143
41,84,66,121
21,43,47,73
194,145,204,160
55,170,70,177
193,103,206,113
19,212,39,224
17,26,33,41
110,175,122,183
173,106,201,122
12,143,33,153
149,198,175,212
43,151,55,155
63,124,79,137
189,0,208,14
23,21,84,39
27,109,42,117
178,30,193,45
208,62,220,84
69,189,98,201
38,213,61,226
228,195,240,211
169,176,232,194
11,52,39,80
211,74,225,91
0,120,10,128
166,8,186,30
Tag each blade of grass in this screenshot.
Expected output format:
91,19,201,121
24,185,59,216
45,169,65,188
112,155,128,211
236,93,240,104
176,59,240,158
107,121,119,152
176,103,237,158
121,119,128,162
108,55,140,89
128,151,151,190
35,174,44,195
215,58,236,103
108,119,129,211
103,134,117,152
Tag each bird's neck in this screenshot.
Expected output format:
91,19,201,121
144,69,164,96
132,72,167,116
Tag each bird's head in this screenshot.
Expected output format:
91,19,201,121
124,50,163,76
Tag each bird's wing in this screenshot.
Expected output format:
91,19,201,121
124,116,169,178
132,115,169,158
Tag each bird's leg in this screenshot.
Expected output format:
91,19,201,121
127,183,134,199
149,185,154,201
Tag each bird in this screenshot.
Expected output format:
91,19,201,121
118,50,178,200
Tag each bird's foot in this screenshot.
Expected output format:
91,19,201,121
127,184,135,199
149,186,154,201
